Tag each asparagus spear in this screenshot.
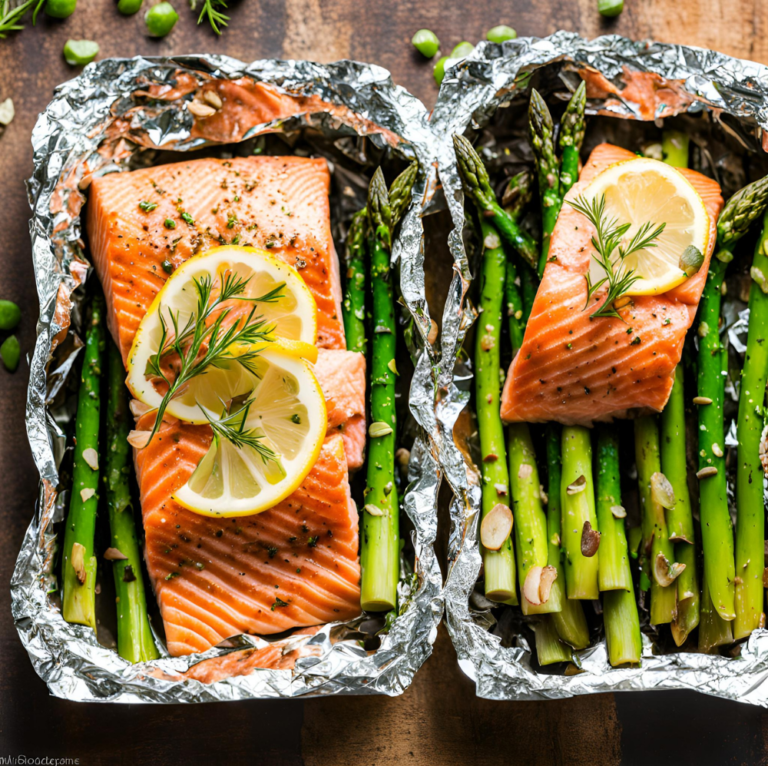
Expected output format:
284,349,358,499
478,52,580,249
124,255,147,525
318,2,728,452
596,425,642,667
105,341,159,663
533,615,573,665
557,82,587,199
360,164,417,611
508,423,560,615
529,90,561,278
504,254,525,355
659,132,699,645
475,220,517,604
634,416,677,625
545,425,589,649
62,294,106,629
502,170,535,220
453,134,539,271
699,560,734,653
734,211,768,639
342,208,368,355
560,426,599,600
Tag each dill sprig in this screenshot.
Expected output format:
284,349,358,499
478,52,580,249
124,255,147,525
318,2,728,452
204,400,279,465
191,0,229,35
143,270,285,446
568,193,665,320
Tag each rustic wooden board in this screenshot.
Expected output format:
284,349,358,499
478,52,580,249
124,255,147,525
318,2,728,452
2,1,768,763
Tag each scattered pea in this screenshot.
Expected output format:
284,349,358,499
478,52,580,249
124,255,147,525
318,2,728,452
598,0,623,17
0,300,20,331
433,56,450,86
451,41,475,59
411,29,440,59
486,25,517,43
118,0,144,13
145,1,179,37
63,40,99,66
45,0,77,18
0,335,20,372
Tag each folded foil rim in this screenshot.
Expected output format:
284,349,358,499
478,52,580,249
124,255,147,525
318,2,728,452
12,54,444,703
434,31,768,706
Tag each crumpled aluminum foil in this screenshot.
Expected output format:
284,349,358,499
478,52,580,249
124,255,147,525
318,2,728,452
433,32,768,705
12,54,443,703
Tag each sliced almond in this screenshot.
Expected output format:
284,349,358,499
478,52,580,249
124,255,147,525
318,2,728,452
188,101,217,118
522,566,558,606
368,421,393,438
650,472,675,510
610,504,626,519
712,443,723,458
364,504,384,517
82,447,99,471
693,396,712,405
654,552,686,587
129,399,151,418
480,504,513,551
203,90,223,109
581,521,600,557
0,97,14,126
696,466,718,480
127,430,152,449
80,488,96,503
104,547,128,561
517,463,533,480
566,475,587,495
71,542,87,585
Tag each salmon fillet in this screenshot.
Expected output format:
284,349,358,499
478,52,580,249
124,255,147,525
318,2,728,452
315,349,366,471
501,143,723,426
86,156,346,358
133,420,361,657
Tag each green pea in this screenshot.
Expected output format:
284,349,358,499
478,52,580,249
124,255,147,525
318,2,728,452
451,41,475,59
411,29,440,59
145,1,178,37
1,335,20,373
486,25,517,43
45,0,77,18
0,300,20,331
118,0,143,14
63,40,99,66
598,0,623,16
433,56,450,86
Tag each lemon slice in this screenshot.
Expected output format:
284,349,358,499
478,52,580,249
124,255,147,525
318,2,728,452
581,158,710,296
173,350,327,517
127,245,318,423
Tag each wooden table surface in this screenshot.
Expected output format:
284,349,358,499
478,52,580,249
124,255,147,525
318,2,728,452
2,1,768,763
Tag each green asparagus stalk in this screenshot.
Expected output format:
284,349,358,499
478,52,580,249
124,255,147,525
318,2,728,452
453,134,539,271
533,616,573,665
545,427,589,647
658,133,700,645
734,211,768,639
699,560,734,653
595,425,632,592
342,208,368,355
504,256,525,355
62,294,106,629
560,426,599,600
595,425,642,667
529,90,561,278
508,423,560,615
634,416,677,626
557,82,587,199
502,170,535,220
105,342,159,663
545,426,589,648
475,220,517,604
361,165,416,611
696,172,768,622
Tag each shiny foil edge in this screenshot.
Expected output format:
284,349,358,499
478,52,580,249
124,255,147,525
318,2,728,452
12,54,443,703
433,32,768,706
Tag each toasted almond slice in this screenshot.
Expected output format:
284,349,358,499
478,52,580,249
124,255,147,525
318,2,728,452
518,463,533,480
610,504,626,519
480,503,513,551
82,447,99,471
654,552,686,587
581,521,600,557
188,101,217,118
522,565,558,606
129,399,151,418
697,466,718,480
566,475,587,495
104,547,128,561
693,396,712,405
127,430,152,449
71,542,87,584
369,421,393,438
80,488,96,502
364,504,384,517
650,472,675,510
203,90,223,109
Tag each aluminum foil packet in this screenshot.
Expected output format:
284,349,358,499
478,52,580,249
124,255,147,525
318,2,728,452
13,54,444,703
433,32,768,705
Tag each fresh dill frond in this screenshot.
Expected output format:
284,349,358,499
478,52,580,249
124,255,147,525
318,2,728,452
568,193,665,320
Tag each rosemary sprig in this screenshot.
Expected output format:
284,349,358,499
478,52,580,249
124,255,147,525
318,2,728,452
144,271,284,445
568,193,665,320
191,0,229,35
0,0,45,38
204,400,279,466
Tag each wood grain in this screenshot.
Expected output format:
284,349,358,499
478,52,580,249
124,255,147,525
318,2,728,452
2,1,768,763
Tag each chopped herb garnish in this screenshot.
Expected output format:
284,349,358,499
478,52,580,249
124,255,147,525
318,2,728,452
290,413,302,424
227,213,237,229
161,260,173,274
164,218,176,229
271,597,289,611
267,545,278,559
307,536,319,548
180,211,195,226
165,571,180,580
139,200,158,212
